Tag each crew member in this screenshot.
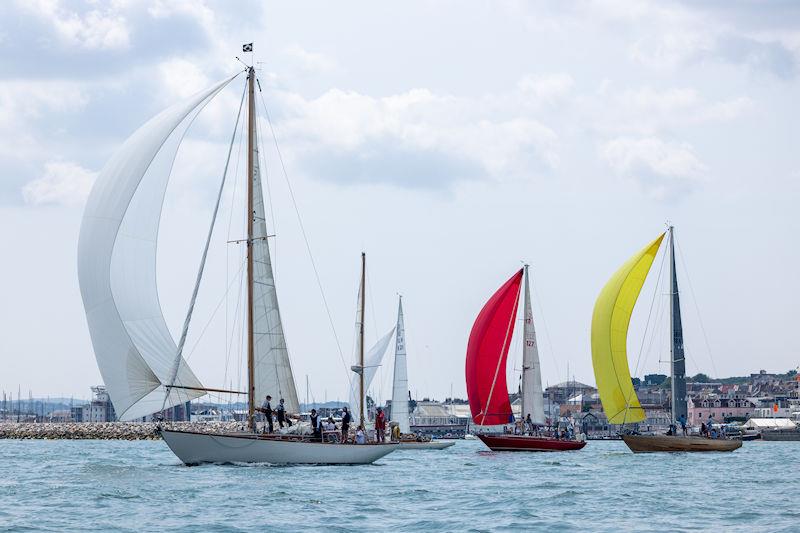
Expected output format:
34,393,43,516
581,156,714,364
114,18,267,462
375,407,386,443
341,406,351,442
310,408,321,441
256,395,273,433
276,398,292,428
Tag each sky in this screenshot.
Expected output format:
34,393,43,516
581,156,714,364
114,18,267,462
0,0,798,404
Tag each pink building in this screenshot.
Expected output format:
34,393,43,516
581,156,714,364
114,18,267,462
688,397,755,425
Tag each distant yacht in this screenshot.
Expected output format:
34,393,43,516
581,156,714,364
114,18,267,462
77,51,396,465
388,296,455,450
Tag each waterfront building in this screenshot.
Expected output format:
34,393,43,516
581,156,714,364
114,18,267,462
82,386,117,423
688,396,755,424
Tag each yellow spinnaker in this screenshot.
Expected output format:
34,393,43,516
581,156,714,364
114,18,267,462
591,233,665,424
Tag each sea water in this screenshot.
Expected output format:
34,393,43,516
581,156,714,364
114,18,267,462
0,438,796,532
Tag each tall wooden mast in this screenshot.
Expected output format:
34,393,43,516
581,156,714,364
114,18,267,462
246,66,256,430
359,252,366,429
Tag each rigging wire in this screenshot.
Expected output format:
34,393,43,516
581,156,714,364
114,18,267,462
632,239,669,380
256,79,350,382
163,81,247,410
675,238,719,378
185,259,247,361
529,273,562,380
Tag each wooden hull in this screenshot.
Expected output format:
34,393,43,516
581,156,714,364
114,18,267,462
622,434,742,453
477,434,586,452
397,440,456,450
160,429,397,465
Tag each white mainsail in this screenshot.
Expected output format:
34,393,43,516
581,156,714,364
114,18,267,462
390,297,411,433
250,121,300,414
520,265,546,424
349,328,396,424
78,75,236,421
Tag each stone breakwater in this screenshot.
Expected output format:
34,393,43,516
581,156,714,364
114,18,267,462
0,421,243,440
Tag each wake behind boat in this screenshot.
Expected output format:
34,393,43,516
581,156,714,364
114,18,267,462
77,50,396,466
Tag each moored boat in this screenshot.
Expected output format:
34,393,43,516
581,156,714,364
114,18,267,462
397,439,456,450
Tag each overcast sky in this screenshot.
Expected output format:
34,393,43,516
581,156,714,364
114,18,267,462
1,1,798,404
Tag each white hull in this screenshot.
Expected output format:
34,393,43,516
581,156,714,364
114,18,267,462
397,440,456,450
161,429,397,465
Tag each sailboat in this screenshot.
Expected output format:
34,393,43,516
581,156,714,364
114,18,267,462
78,58,397,465
590,226,741,453
465,266,586,452
389,296,455,450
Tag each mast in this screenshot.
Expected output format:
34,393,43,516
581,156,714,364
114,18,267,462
359,252,366,429
669,226,688,423
246,66,256,430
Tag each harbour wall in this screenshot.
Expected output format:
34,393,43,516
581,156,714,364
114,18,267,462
0,422,242,440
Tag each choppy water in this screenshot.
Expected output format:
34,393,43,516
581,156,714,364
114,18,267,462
0,438,796,531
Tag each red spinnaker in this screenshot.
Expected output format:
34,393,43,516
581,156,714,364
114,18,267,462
465,269,523,426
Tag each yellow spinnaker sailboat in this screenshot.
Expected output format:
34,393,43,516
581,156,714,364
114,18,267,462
590,228,741,453
590,233,664,425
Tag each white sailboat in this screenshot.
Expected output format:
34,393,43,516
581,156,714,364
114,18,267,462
390,297,455,450
78,56,396,465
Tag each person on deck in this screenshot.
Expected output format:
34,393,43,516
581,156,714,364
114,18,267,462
255,395,273,433
678,414,688,436
375,407,386,443
391,423,401,442
341,407,351,443
525,414,534,435
707,415,717,438
355,426,366,444
276,398,292,428
324,416,337,443
310,409,321,441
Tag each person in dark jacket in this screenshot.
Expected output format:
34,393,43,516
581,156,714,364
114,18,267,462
276,398,292,428
256,395,273,433
341,407,351,442
310,409,321,441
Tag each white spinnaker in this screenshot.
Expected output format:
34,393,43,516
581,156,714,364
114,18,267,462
350,327,396,424
521,266,546,424
250,122,299,414
390,297,410,433
78,75,237,421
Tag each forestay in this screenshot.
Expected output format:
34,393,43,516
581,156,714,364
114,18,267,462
590,233,665,424
78,75,237,421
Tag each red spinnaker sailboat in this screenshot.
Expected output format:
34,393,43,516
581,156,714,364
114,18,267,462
465,267,586,452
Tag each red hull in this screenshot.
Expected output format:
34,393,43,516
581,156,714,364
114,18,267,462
477,434,586,452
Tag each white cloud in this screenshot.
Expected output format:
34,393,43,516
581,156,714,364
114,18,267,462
600,137,706,199
22,161,97,206
272,84,559,188
19,0,130,50
284,45,338,74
